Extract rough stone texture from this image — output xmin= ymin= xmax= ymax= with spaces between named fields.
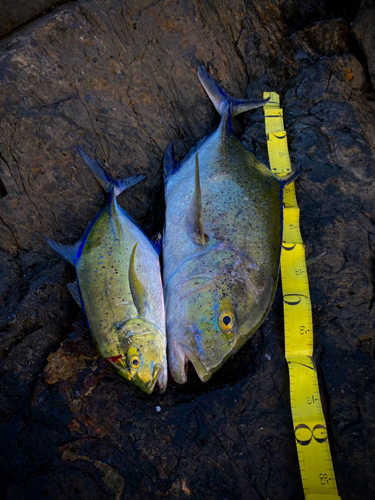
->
xmin=352 ymin=0 xmax=375 ymax=90
xmin=291 ymin=18 xmax=350 ymax=60
xmin=0 ymin=0 xmax=69 ymax=38
xmin=0 ymin=1 xmax=375 ymax=499
xmin=280 ymin=0 xmax=361 ymax=30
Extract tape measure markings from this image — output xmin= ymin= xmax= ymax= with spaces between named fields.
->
xmin=263 ymin=92 xmax=340 ymax=499
xmin=267 ymin=132 xmax=292 ymax=175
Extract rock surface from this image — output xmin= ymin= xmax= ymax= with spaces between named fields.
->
xmin=0 ymin=0 xmax=69 ymax=38
xmin=1 ymin=1 xmax=375 ymax=499
xmin=352 ymin=0 xmax=375 ymax=90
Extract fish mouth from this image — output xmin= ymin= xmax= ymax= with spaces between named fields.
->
xmin=135 ymin=361 xmax=164 ymax=395
xmin=155 ymin=360 xmax=168 ymax=394
xmin=179 ymin=344 xmax=211 ymax=383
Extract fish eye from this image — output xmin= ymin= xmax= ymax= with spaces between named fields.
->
xmin=219 ymin=311 xmax=235 ymax=332
xmin=129 ymin=354 xmax=140 ymax=370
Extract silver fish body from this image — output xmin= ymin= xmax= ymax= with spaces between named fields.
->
xmin=163 ymin=66 xmax=298 ymax=384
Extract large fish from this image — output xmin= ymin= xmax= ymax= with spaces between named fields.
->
xmin=163 ymin=66 xmax=299 ymax=384
xmin=47 ymin=149 xmax=167 ymax=394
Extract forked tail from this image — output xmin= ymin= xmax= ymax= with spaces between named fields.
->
xmin=198 ymin=65 xmax=270 ymax=117
xmin=78 ymin=147 xmax=145 ymax=197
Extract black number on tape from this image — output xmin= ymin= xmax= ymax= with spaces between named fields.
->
xmin=319 ymin=473 xmax=332 ymax=485
xmin=295 ymin=423 xmax=328 ymax=446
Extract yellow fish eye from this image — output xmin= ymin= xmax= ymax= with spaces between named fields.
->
xmin=129 ymin=354 xmax=141 ymax=370
xmin=219 ymin=311 xmax=235 ymax=331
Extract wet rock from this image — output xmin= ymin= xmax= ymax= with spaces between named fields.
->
xmin=0 ymin=1 xmax=375 ymax=499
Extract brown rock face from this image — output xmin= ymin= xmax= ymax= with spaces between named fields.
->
xmin=0 ymin=0 xmax=69 ymax=38
xmin=0 ymin=1 xmax=375 ymax=499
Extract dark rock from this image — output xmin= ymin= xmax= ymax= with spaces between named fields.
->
xmin=0 ymin=1 xmax=375 ymax=499
xmin=280 ymin=0 xmax=361 ymax=30
xmin=291 ymin=18 xmax=350 ymax=60
xmin=352 ymin=0 xmax=375 ymax=90
xmin=0 ymin=0 xmax=69 ymax=38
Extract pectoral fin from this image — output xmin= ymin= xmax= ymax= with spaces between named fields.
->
xmin=129 ymin=242 xmax=148 ymax=316
xmin=187 ymin=154 xmax=208 ymax=246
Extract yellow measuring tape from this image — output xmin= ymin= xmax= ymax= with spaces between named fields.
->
xmin=263 ymin=92 xmax=341 ymax=500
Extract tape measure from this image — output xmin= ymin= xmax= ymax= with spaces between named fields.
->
xmin=263 ymin=92 xmax=341 ymax=500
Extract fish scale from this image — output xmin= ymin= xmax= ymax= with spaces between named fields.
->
xmin=163 ymin=66 xmax=299 ymax=384
xmin=47 ymin=149 xmax=167 ymax=395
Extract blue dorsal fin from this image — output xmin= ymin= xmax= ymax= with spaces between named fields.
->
xmin=45 ymin=237 xmax=81 ymax=266
xmin=163 ymin=141 xmax=178 ymax=181
xmin=198 ymin=64 xmax=269 ymax=117
xmin=78 ymin=147 xmax=145 ymax=197
xmin=151 ymin=233 xmax=162 ymax=255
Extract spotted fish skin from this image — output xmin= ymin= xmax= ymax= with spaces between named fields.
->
xmin=47 ymin=150 xmax=167 ymax=395
xmin=163 ymin=66 xmax=298 ymax=384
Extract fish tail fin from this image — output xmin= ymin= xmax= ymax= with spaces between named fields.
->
xmin=198 ymin=64 xmax=269 ymax=117
xmin=45 ymin=237 xmax=80 ymax=266
xmin=78 ymin=147 xmax=145 ymax=197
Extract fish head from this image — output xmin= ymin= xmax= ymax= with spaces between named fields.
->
xmin=166 ymin=267 xmax=254 ymax=384
xmin=106 ymin=318 xmax=167 ymax=395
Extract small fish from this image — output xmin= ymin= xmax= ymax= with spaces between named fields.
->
xmin=47 ymin=149 xmax=167 ymax=394
xmin=163 ymin=66 xmax=299 ymax=384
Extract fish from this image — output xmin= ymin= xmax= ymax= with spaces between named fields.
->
xmin=47 ymin=148 xmax=167 ymax=394
xmin=162 ymin=65 xmax=299 ymax=384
